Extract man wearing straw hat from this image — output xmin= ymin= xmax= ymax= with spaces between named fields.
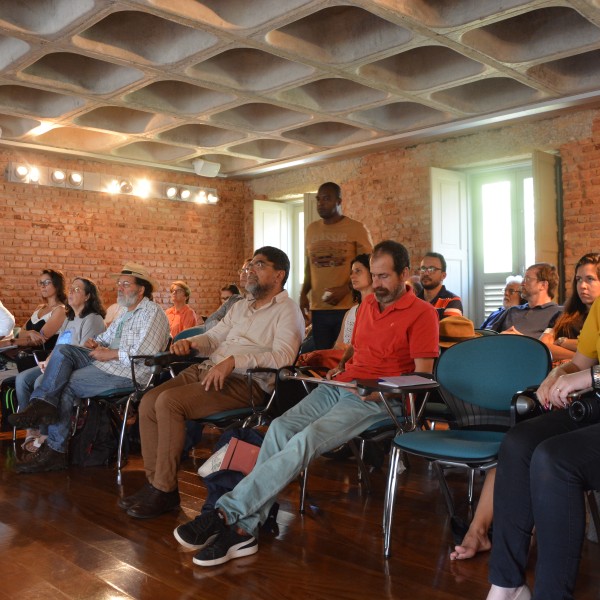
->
xmin=9 ymin=262 xmax=170 ymax=473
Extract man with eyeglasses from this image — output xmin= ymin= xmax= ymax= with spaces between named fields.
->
xmin=417 ymin=251 xmax=463 ymax=320
xmin=490 ymin=263 xmax=563 ymax=337
xmin=480 ymin=276 xmax=525 ymax=329
xmin=120 ymin=246 xmax=304 ymax=520
xmin=300 ymin=182 xmax=373 ymax=350
xmin=9 ymin=263 xmax=170 ymax=473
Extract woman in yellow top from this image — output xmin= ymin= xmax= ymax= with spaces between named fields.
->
xmin=486 ymin=296 xmax=600 ymax=600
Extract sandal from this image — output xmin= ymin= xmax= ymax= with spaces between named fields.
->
xmin=21 ymin=435 xmax=44 ymax=453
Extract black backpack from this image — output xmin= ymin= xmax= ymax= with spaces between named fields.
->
xmin=0 ymin=376 xmax=17 ymax=432
xmin=69 ymin=400 xmax=120 ymax=467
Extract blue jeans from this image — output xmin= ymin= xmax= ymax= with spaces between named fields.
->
xmin=30 ymin=345 xmax=132 ymax=453
xmin=310 ymin=309 xmax=346 ymax=350
xmin=216 ymin=384 xmax=397 ymax=537
xmin=489 ymin=410 xmax=600 ymax=600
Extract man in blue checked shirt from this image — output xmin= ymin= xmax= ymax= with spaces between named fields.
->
xmin=9 ymin=263 xmax=170 ymax=473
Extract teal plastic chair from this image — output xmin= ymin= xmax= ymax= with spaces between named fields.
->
xmin=382 ymin=335 xmax=551 ymax=557
xmin=173 ymin=326 xmax=205 ymax=342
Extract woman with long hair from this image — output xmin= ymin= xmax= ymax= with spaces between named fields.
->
xmin=541 ymin=252 xmax=600 ymax=363
xmin=15 ymin=277 xmax=106 ymax=453
xmin=0 ymin=269 xmax=67 ymax=351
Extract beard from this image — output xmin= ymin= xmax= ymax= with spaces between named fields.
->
xmin=420 ymin=279 xmax=440 ymax=291
xmin=245 ymin=278 xmax=271 ymax=300
xmin=374 ymin=284 xmax=403 ymax=305
xmin=117 ymin=291 xmax=138 ymax=308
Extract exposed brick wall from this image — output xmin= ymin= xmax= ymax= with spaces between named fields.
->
xmin=0 ymin=149 xmax=254 ymax=324
xmin=3 ymin=108 xmax=600 ymax=327
xmin=560 ymin=116 xmax=600 ymax=285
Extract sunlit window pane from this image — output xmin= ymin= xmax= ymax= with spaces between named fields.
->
xmin=482 ymin=181 xmax=512 ymax=273
xmin=298 ymin=211 xmax=304 ymax=285
xmin=523 ymin=177 xmax=535 ymax=268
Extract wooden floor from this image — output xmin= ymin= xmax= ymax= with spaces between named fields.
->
xmin=1 ymin=435 xmax=600 ymax=600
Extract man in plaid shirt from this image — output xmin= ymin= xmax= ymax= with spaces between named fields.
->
xmin=9 ymin=263 xmax=170 ymax=473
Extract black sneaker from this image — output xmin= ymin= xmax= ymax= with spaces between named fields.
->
xmin=8 ymin=400 xmax=58 ymax=428
xmin=15 ymin=443 xmax=67 ymax=473
xmin=173 ymin=510 xmax=226 ymax=550
xmin=192 ymin=527 xmax=258 ymax=567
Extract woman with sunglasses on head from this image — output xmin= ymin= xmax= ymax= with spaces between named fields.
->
xmin=15 ymin=277 xmax=106 ymax=454
xmin=0 ymin=269 xmax=67 ymax=351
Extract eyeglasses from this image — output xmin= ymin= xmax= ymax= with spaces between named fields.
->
xmin=38 ymin=279 xmax=53 ymax=287
xmin=247 ymin=260 xmax=273 ymax=271
xmin=504 ymin=288 xmax=520 ymax=295
xmin=418 ymin=266 xmax=443 ymax=274
xmin=69 ymin=286 xmax=83 ymax=294
xmin=117 ymin=280 xmax=135 ymax=288
xmin=170 ymin=288 xmax=185 ymax=294
xmin=522 ymin=276 xmax=540 ymax=284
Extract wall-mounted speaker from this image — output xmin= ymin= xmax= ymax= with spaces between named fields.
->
xmin=192 ymin=158 xmax=220 ymax=178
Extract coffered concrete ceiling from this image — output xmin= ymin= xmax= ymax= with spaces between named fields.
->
xmin=1 ymin=0 xmax=600 ymax=178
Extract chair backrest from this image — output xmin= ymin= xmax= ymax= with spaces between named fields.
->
xmin=174 ymin=326 xmax=205 ymax=342
xmin=474 ymin=328 xmax=499 ymax=336
xmin=434 ymin=335 xmax=551 ymax=427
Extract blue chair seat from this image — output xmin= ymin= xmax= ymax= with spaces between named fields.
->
xmin=94 ymin=387 xmax=134 ymax=399
xmin=201 ymin=406 xmax=263 ymax=424
xmin=393 ymin=430 xmax=504 ymax=462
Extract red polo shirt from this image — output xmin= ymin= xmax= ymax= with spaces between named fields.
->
xmin=337 ymin=286 xmax=439 ymax=382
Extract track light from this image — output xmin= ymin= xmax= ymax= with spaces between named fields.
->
xmin=68 ymin=172 xmax=83 ymax=187
xmin=179 ymin=188 xmax=191 ymax=201
xmin=29 ymin=168 xmax=40 ymax=183
xmin=51 ymin=169 xmax=66 ymax=184
xmin=119 ymin=180 xmax=133 ymax=194
xmin=165 ymin=185 xmax=177 ymax=199
xmin=15 ymin=165 xmax=29 ymax=181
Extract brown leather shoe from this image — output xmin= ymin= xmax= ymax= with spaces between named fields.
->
xmin=118 ymin=482 xmax=154 ymax=511
xmin=8 ymin=400 xmax=58 ymax=428
xmin=15 ymin=443 xmax=67 ymax=473
xmin=126 ymin=485 xmax=180 ymax=519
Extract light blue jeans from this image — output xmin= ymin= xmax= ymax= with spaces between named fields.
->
xmin=30 ymin=345 xmax=132 ymax=453
xmin=216 ymin=384 xmax=398 ymax=537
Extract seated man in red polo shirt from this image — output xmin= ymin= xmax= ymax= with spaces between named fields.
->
xmin=172 ymin=239 xmax=439 ymax=567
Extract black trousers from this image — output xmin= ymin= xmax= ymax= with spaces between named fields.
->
xmin=489 ymin=409 xmax=600 ymax=599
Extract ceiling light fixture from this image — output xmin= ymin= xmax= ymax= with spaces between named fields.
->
xmin=51 ymin=169 xmax=66 ymax=184
xmin=67 ymin=172 xmax=83 ymax=187
xmin=6 ymin=163 xmax=221 ymax=205
xmin=15 ymin=165 xmax=29 ymax=181
xmin=119 ymin=179 xmax=133 ymax=194
xmin=28 ymin=167 xmax=40 ymax=183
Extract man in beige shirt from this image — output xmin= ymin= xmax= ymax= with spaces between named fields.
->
xmin=121 ymin=246 xmax=305 ymax=520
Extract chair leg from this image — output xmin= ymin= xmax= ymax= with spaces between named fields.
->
xmin=383 ymin=445 xmax=401 ymax=558
xmin=117 ymin=394 xmax=133 ymax=486
xmin=434 ymin=462 xmax=456 ymax=518
xmin=299 ymin=467 xmax=308 ymax=514
xmin=348 ymin=438 xmax=372 ymax=494
xmin=467 ymin=467 xmax=475 ymax=505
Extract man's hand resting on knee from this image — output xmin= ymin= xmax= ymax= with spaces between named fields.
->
xmin=201 ymin=356 xmax=235 ymax=391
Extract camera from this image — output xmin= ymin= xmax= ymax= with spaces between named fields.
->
xmin=568 ymin=390 xmax=600 ymax=423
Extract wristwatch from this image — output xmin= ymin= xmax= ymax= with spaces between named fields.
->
xmin=555 ymin=337 xmax=566 ymax=347
xmin=592 ymin=365 xmax=600 ymax=390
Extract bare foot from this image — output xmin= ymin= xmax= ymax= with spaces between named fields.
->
xmin=450 ymin=527 xmax=492 ymax=560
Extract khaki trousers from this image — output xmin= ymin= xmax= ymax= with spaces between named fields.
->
xmin=139 ymin=364 xmax=265 ymax=492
